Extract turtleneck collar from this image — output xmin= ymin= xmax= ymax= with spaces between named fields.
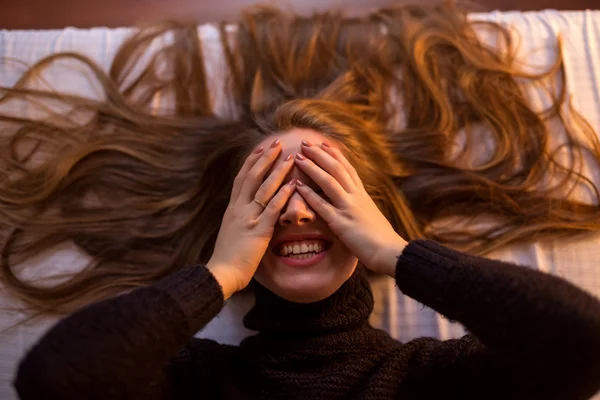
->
xmin=243 ymin=267 xmax=374 ymax=337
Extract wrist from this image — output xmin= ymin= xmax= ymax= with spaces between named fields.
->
xmin=379 ymin=237 xmax=408 ymax=277
xmin=206 ymin=262 xmax=238 ymax=300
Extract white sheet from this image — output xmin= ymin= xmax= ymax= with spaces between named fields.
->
xmin=1 ymin=10 xmax=600 ymax=400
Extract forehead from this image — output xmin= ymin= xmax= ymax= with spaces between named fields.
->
xmin=258 ymin=128 xmax=332 ymax=152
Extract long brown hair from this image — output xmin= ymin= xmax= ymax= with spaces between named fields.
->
xmin=1 ymin=2 xmax=599 ymax=317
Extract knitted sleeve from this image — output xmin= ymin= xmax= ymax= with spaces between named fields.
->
xmin=394 ymin=239 xmax=600 ymax=400
xmin=14 ymin=265 xmax=225 ymax=400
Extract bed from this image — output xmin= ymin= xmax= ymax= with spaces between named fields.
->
xmin=1 ymin=9 xmax=600 ymax=400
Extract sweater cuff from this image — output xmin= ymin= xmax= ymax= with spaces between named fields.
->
xmin=394 ymin=239 xmax=461 ymax=310
xmin=155 ymin=265 xmax=224 ymax=335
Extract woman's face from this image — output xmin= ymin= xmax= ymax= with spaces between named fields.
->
xmin=254 ymin=128 xmax=359 ymax=303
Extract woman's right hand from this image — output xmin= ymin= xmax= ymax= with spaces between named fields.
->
xmin=207 ymin=139 xmax=296 ymax=299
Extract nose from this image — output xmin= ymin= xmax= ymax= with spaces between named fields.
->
xmin=278 ymin=191 xmax=316 ymax=226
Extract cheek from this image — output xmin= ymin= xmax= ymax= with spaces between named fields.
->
xmin=331 ymin=239 xmax=355 ymax=259
xmin=332 ymin=244 xmax=359 ymax=280
xmin=253 ymin=261 xmax=269 ymax=289
xmin=255 ymin=253 xmax=276 ymax=282
xmin=332 ymin=246 xmax=359 ymax=272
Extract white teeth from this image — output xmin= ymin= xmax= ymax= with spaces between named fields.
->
xmin=279 ymin=240 xmax=327 ymax=256
xmin=288 ymin=253 xmax=314 ymax=260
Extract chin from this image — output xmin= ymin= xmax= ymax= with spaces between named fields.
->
xmin=274 ymin=286 xmax=335 ymax=304
xmin=257 ymin=272 xmax=344 ymax=303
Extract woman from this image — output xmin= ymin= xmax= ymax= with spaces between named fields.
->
xmin=13 ymin=130 xmax=600 ymax=399
xmin=2 ymin=3 xmax=600 ymax=399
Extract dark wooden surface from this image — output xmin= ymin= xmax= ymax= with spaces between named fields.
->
xmin=0 ymin=0 xmax=598 ymax=30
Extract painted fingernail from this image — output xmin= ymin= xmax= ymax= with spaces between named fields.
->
xmin=270 ymin=139 xmax=280 ymax=148
xmin=321 ymin=142 xmax=330 ymax=148
xmin=295 ymin=153 xmax=305 ymax=161
xmin=301 ymin=140 xmax=312 ymax=147
xmin=288 ymin=178 xmax=297 ymax=185
xmin=285 ymin=153 xmax=293 ymax=161
xmin=295 ymin=179 xmax=305 ymax=187
xmin=253 ymin=145 xmax=264 ymax=154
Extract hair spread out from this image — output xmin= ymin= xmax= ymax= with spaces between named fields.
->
xmin=1 ymin=2 xmax=599 ymax=319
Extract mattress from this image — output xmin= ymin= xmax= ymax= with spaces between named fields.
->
xmin=1 ymin=9 xmax=600 ymax=400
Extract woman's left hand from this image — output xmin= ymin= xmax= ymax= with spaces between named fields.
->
xmin=294 ymin=140 xmax=408 ymax=277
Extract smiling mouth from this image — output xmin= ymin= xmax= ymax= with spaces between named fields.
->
xmin=272 ymin=242 xmax=333 ymax=267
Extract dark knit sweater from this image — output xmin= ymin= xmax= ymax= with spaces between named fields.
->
xmin=14 ymin=239 xmax=600 ymax=399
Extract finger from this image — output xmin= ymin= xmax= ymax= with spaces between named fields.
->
xmin=239 ymin=139 xmax=282 ymax=203
xmin=254 ymin=153 xmax=295 ymax=207
xmin=300 ymin=141 xmax=355 ymax=192
xmin=294 ymin=181 xmax=337 ymax=224
xmin=230 ymin=145 xmax=264 ymax=202
xmin=319 ymin=142 xmax=364 ymax=189
xmin=294 ymin=153 xmax=346 ymax=206
xmin=259 ymin=179 xmax=298 ymax=225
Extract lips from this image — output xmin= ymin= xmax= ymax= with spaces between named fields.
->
xmin=277 ymin=248 xmax=329 ymax=268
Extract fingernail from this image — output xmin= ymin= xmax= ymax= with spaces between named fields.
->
xmin=295 ymin=179 xmax=305 ymax=187
xmin=285 ymin=153 xmax=293 ymax=161
xmin=301 ymin=140 xmax=312 ymax=147
xmin=288 ymin=178 xmax=297 ymax=185
xmin=270 ymin=139 xmax=280 ymax=148
xmin=295 ymin=153 xmax=305 ymax=161
xmin=321 ymin=142 xmax=330 ymax=148
xmin=253 ymin=145 xmax=264 ymax=154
